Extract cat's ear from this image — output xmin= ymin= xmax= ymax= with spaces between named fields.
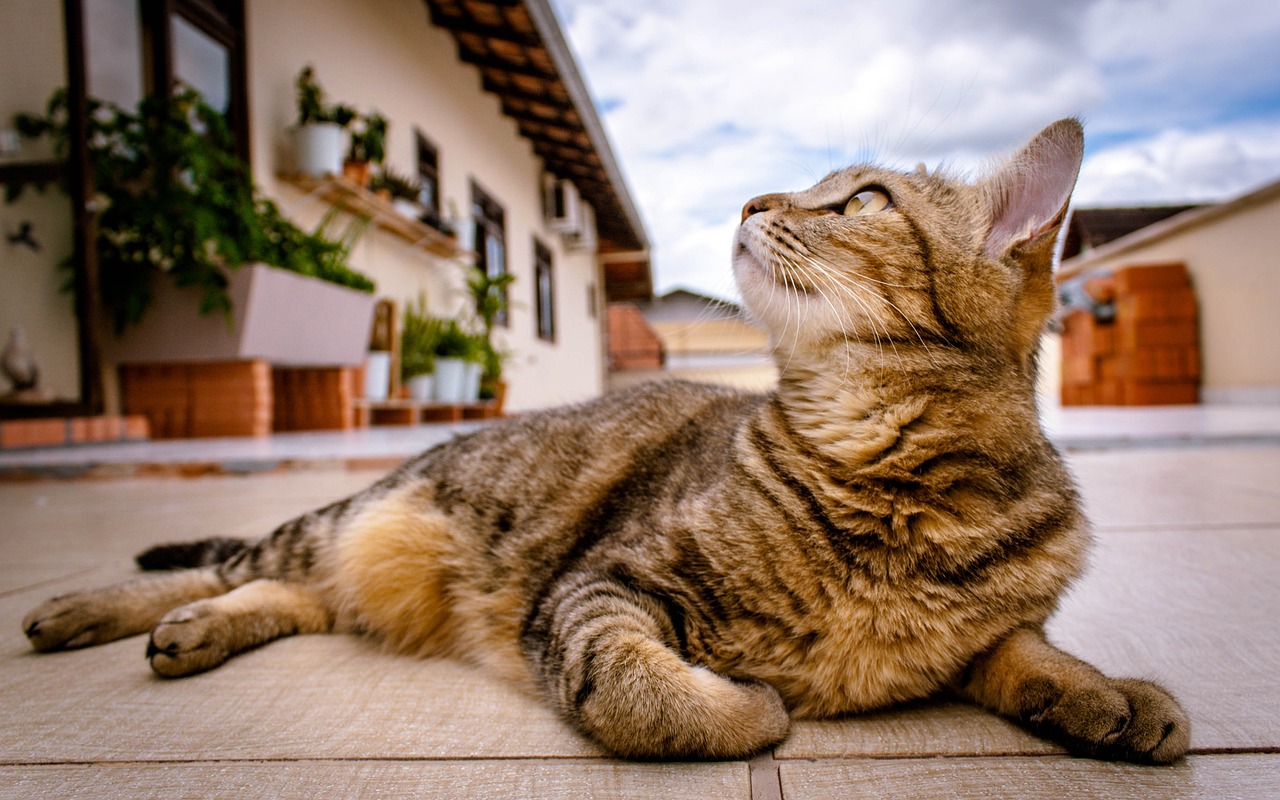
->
xmin=981 ymin=118 xmax=1084 ymax=260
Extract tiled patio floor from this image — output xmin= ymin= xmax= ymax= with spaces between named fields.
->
xmin=2 ymin=407 xmax=1279 ymax=797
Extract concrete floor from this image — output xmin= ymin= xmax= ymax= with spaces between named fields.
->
xmin=2 ymin=431 xmax=1279 ymax=797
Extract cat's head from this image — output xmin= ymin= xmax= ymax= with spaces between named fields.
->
xmin=733 ymin=119 xmax=1084 ymax=369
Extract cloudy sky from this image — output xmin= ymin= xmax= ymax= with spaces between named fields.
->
xmin=548 ymin=0 xmax=1280 ymax=301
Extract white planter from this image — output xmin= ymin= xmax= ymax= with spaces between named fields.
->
xmin=363 ymin=351 xmax=392 ymax=400
xmin=463 ymin=360 xmax=482 ymax=402
xmin=104 ymin=263 xmax=377 ymax=367
xmin=433 ymin=358 xmax=468 ymax=403
xmin=294 ymin=123 xmax=344 ymax=177
xmin=406 ymin=373 xmax=434 ymax=401
xmin=392 ymin=198 xmax=422 ymax=218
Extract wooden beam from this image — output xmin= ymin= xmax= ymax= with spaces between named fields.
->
xmin=63 ymin=0 xmax=105 ymax=414
xmin=433 ymin=16 xmax=540 ymax=47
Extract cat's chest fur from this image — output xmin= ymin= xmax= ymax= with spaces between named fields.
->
xmin=660 ymin=391 xmax=1088 ymax=718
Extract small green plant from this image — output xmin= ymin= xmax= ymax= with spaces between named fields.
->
xmin=294 ymin=65 xmax=356 ymax=127
xmin=400 ymin=293 xmax=441 ymax=381
xmin=370 ymin=167 xmax=422 ymax=202
xmin=11 ymin=85 xmax=374 ymax=332
xmin=465 ymin=266 xmax=515 ymax=382
xmin=433 ymin=317 xmax=483 ymax=363
xmin=348 ymin=112 xmax=388 ymax=166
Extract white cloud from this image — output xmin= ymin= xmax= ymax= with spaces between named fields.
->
xmin=1076 ymin=121 xmax=1280 ymax=206
xmin=550 ymin=0 xmax=1280 ymax=299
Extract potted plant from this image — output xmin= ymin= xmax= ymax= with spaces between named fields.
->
xmin=465 ymin=266 xmax=515 ymax=400
xmin=431 ymin=317 xmax=483 ymax=403
xmin=370 ymin=167 xmax=423 ymax=217
xmin=344 ymin=111 xmax=387 ymax=188
xmin=11 ymin=85 xmax=377 ymax=363
xmin=400 ymin=293 xmax=440 ymax=401
xmin=293 ymin=66 xmax=356 ymax=177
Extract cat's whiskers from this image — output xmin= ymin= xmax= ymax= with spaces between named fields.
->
xmin=766 ymin=249 xmax=807 ymax=376
xmin=846 ymin=252 xmax=947 ymax=369
xmin=787 ymin=249 xmax=906 ymax=375
xmin=782 ymin=250 xmax=878 ymax=383
xmin=800 ymin=247 xmax=943 ymax=371
xmin=774 ymin=248 xmax=863 ymax=385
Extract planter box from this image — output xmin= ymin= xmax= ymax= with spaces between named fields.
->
xmin=105 ymin=263 xmax=376 ymax=367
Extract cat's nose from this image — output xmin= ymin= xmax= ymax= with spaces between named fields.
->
xmin=741 ymin=197 xmax=770 ymax=222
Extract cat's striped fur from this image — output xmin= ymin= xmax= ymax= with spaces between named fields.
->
xmin=23 ymin=119 xmax=1188 ymax=762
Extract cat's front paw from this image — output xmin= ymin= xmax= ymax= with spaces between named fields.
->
xmin=147 ymin=603 xmax=232 ymax=678
xmin=1032 ymin=677 xmax=1189 ymax=764
xmin=23 ymin=593 xmax=128 ymax=651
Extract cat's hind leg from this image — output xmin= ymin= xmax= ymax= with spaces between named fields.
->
xmin=147 ymin=578 xmax=333 ymax=677
xmin=23 ymin=568 xmax=228 ymax=652
xmin=957 ymin=625 xmax=1190 ymax=764
xmin=527 ymin=577 xmax=790 ymax=759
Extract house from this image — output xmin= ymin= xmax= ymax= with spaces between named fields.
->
xmin=0 ymin=0 xmax=651 ymax=433
xmin=1061 ymin=205 xmax=1203 ymax=260
xmin=607 ymin=289 xmax=775 ymax=392
xmin=1054 ymin=178 xmax=1280 ymax=405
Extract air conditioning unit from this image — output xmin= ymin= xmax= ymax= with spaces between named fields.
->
xmin=564 ymin=200 xmax=597 ymax=252
xmin=543 ymin=175 xmax=581 ymax=234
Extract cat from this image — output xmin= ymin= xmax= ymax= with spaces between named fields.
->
xmin=22 ymin=118 xmax=1189 ymax=763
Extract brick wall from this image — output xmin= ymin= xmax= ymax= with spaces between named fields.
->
xmin=1061 ymin=263 xmax=1201 ymax=405
xmin=607 ymin=303 xmax=664 ymax=370
xmin=121 ymin=361 xmax=273 ymax=438
xmin=273 ymin=367 xmax=359 ymax=431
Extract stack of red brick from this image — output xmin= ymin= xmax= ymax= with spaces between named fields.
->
xmin=607 ymin=303 xmax=664 ymax=370
xmin=121 ymin=361 xmax=360 ymax=439
xmin=1060 ymin=262 xmax=1200 ymax=406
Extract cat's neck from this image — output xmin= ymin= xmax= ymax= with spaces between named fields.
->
xmin=767 ymin=341 xmax=1045 ymax=470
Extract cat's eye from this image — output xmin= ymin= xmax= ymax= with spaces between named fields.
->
xmin=843 ymin=188 xmax=892 ymax=216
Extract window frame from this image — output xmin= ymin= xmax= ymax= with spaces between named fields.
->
xmin=141 ymin=0 xmax=250 ymax=160
xmin=534 ymin=238 xmax=555 ymax=343
xmin=471 ymin=181 xmax=509 ymax=328
xmin=414 ymin=128 xmax=442 ymax=228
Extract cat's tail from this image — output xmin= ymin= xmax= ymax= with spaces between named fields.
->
xmin=135 ymin=537 xmax=250 ymax=571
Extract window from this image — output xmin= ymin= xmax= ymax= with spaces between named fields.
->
xmin=415 ymin=129 xmax=441 ymax=227
xmin=472 ymin=182 xmax=508 ymax=327
xmin=85 ymin=0 xmax=146 ymax=108
xmin=140 ymin=0 xmax=249 ymax=157
xmin=534 ymin=239 xmax=555 ymax=342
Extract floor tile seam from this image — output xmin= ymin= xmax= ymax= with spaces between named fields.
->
xmin=748 ymin=751 xmax=782 ymax=800
xmin=770 ymin=746 xmax=1280 ymax=763
xmin=0 ymin=566 xmax=108 ymax=599
xmin=0 ymin=756 xmax=725 ymax=767
xmin=1062 ymin=435 xmax=1280 ymax=452
xmin=1092 ymin=521 xmax=1280 ymax=533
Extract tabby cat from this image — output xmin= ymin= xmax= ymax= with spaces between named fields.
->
xmin=23 ymin=119 xmax=1189 ymax=763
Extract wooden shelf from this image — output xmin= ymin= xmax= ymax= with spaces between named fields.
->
xmin=355 ymin=398 xmax=501 ymax=426
xmin=281 ymin=173 xmax=471 ymax=260
xmin=0 ymin=160 xmax=65 ymax=189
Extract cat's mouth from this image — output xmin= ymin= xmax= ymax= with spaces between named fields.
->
xmin=734 ymin=225 xmax=820 ymax=296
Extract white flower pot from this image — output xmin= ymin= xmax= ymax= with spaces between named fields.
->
xmin=392 ymin=198 xmax=422 ymax=218
xmin=406 ymin=374 xmax=434 ymax=401
xmin=294 ymin=123 xmax=344 ymax=177
xmin=363 ymin=351 xmax=392 ymax=399
xmin=463 ymin=360 xmax=482 ymax=402
xmin=433 ymin=358 xmax=468 ymax=403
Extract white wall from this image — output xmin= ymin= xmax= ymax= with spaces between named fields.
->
xmin=1 ymin=0 xmax=608 ymax=413
xmin=247 ymin=0 xmax=606 ymax=410
xmin=0 ymin=0 xmax=79 ymax=401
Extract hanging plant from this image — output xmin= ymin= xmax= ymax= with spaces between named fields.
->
xmin=11 ymin=85 xmax=374 ymax=333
